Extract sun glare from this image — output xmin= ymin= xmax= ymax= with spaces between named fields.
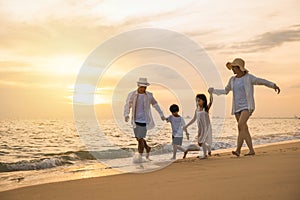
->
xmin=45 ymin=55 xmax=83 ymax=75
xmin=67 ymin=84 xmax=112 ymax=105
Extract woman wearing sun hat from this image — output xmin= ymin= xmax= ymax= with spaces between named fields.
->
xmin=209 ymin=58 xmax=280 ymax=156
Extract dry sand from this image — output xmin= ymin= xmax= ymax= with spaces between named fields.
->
xmin=1 ymin=141 xmax=300 ymax=200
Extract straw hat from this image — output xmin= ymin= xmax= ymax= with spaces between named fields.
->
xmin=137 ymin=77 xmax=150 ymax=87
xmin=226 ymin=58 xmax=248 ymax=72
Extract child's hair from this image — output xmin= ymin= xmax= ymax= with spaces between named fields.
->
xmin=196 ymin=94 xmax=209 ymax=112
xmin=169 ymin=104 xmax=179 ymax=113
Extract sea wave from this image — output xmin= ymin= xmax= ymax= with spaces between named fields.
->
xmin=0 ymin=157 xmax=73 ymax=172
xmin=1 ymin=133 xmax=299 ymax=173
xmin=0 ymin=149 xmax=133 ymax=172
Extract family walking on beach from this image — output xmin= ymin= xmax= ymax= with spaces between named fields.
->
xmin=124 ymin=58 xmax=280 ymax=160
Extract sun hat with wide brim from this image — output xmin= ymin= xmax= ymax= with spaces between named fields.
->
xmin=226 ymin=58 xmax=248 ymax=72
xmin=137 ymin=77 xmax=150 ymax=87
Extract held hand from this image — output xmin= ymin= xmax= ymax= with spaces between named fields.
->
xmin=186 ymin=132 xmax=190 ymax=140
xmin=274 ymin=84 xmax=280 ymax=94
xmin=161 ymin=116 xmax=166 ymax=121
xmin=183 ymin=126 xmax=187 ymax=132
xmin=208 ymin=87 xmax=214 ymax=94
xmin=125 ymin=116 xmax=130 ymax=122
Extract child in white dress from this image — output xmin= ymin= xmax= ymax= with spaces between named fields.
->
xmin=183 ymin=91 xmax=213 ymax=159
xmin=166 ymin=104 xmax=189 ymax=159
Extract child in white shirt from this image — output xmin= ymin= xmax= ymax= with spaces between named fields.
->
xmin=166 ymin=104 xmax=189 ymax=159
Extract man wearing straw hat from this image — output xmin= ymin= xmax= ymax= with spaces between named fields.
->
xmin=209 ymin=58 xmax=280 ymax=157
xmin=124 ymin=77 xmax=165 ymax=160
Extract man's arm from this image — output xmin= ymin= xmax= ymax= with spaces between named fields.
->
xmin=124 ymin=92 xmax=133 ymax=122
xmin=150 ymin=94 xmax=165 ymax=120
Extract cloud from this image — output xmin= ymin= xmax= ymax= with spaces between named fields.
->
xmin=0 ymin=61 xmax=33 ymax=71
xmin=0 ymin=69 xmax=74 ymax=89
xmin=0 ymin=1 xmax=200 ymax=58
xmin=227 ymin=25 xmax=300 ymax=52
xmin=0 ymin=4 xmax=206 ymax=90
xmin=0 ymin=17 xmax=118 ymax=56
xmin=184 ymin=29 xmax=218 ymax=38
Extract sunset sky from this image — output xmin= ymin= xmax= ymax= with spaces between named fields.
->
xmin=1 ymin=0 xmax=300 ymax=119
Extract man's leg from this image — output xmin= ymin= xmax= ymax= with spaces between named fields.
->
xmin=142 ymin=139 xmax=152 ymax=159
xmin=137 ymin=138 xmax=144 ymax=154
xmin=177 ymin=145 xmax=186 ymax=152
xmin=134 ymin=124 xmax=147 ymax=155
xmin=143 ymin=139 xmax=151 ymax=153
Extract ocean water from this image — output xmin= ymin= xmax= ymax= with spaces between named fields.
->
xmin=0 ymin=117 xmax=299 ymax=191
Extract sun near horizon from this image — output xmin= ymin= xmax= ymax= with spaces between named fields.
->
xmin=1 ymin=0 xmax=300 ymax=119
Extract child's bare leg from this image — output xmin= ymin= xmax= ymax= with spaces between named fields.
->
xmin=207 ymin=144 xmax=212 ymax=156
xmin=183 ymin=150 xmax=188 ymax=159
xmin=175 ymin=145 xmax=186 ymax=159
xmin=172 ymin=144 xmax=177 ymax=159
xmin=201 ymin=143 xmax=208 ymax=159
xmin=177 ymin=145 xmax=186 ymax=152
xmin=183 ymin=145 xmax=200 ymax=159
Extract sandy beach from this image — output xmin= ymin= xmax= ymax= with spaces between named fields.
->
xmin=1 ymin=141 xmax=299 ymax=200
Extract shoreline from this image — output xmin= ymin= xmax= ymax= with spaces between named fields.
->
xmin=0 ymin=139 xmax=299 ymax=192
xmin=212 ymin=138 xmax=300 ymax=154
xmin=1 ymin=139 xmax=300 ymax=199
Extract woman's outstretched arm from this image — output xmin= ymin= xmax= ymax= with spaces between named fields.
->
xmin=210 ymin=77 xmax=233 ymax=96
xmin=250 ymin=74 xmax=280 ymax=94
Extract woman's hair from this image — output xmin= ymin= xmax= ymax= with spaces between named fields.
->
xmin=196 ymin=94 xmax=209 ymax=112
xmin=169 ymin=104 xmax=179 ymax=113
xmin=236 ymin=66 xmax=248 ymax=74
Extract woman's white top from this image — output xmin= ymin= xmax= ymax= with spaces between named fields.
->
xmin=233 ymin=76 xmax=248 ymax=113
xmin=212 ymin=73 xmax=276 ymax=115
